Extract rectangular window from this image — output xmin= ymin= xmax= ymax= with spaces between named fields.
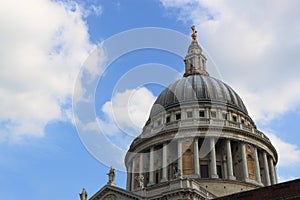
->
xmin=199 ymin=111 xmax=205 ymax=118
xmin=200 ymin=165 xmax=209 ymax=178
xmin=187 ymin=111 xmax=193 ymax=118
xmin=211 ymin=111 xmax=217 ymax=118
xmin=166 ymin=116 xmax=171 ymax=123
xmin=222 ymin=113 xmax=227 ymax=120
xmin=217 ymin=165 xmax=222 ymax=178
xmin=155 ymin=171 xmax=159 ymax=184
xmin=232 ymin=115 xmax=237 ymax=122
xmin=176 ymin=113 xmax=181 ymax=120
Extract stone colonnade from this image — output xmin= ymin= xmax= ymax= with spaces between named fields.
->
xmin=130 ymin=138 xmax=277 ymax=190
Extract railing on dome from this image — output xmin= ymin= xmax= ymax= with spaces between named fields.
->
xmin=141 ymin=117 xmax=271 ymax=144
xmin=228 ymin=121 xmax=239 ymax=128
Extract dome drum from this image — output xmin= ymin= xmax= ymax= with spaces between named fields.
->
xmin=125 ymin=136 xmax=277 ymax=195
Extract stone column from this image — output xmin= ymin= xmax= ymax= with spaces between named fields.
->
xmin=205 ymin=108 xmax=209 ymax=119
xmin=217 ymin=109 xmax=222 ymax=120
xmin=161 ymin=143 xmax=168 ymax=182
xmin=138 ymin=154 xmax=144 ymax=189
xmin=139 ymin=153 xmax=143 ymax=175
xmin=223 ymin=158 xmax=228 ymax=179
xmin=269 ymin=157 xmax=276 ymax=185
xmin=148 ymin=147 xmax=154 ymax=186
xmin=254 ymin=147 xmax=262 ymax=184
xmin=194 ymin=138 xmax=200 ymax=176
xmin=131 ymin=159 xmax=136 ymax=190
xmin=241 ymin=143 xmax=249 ymax=181
xmin=126 ymin=165 xmax=131 ymax=190
xmin=177 ymin=140 xmax=183 ymax=178
xmin=210 ymin=137 xmax=218 ymax=178
xmin=263 ymin=151 xmax=271 ymax=186
xmin=226 ymin=140 xmax=235 ymax=180
xmin=274 ymin=166 xmax=278 ymax=184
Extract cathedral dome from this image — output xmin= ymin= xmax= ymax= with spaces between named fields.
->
xmin=150 ymin=75 xmax=248 ymax=119
xmin=125 ymin=26 xmax=278 ymax=197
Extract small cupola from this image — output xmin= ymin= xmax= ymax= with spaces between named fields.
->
xmin=183 ymin=25 xmax=209 ymax=77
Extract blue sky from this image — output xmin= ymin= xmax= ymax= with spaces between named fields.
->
xmin=1 ymin=0 xmax=300 ymax=199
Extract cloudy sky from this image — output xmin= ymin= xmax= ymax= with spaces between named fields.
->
xmin=1 ymin=0 xmax=300 ymax=199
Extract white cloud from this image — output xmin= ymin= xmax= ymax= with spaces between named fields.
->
xmin=0 ymin=0 xmax=95 ymax=142
xmin=160 ymin=0 xmax=300 ymax=122
xmin=266 ymin=131 xmax=300 ymax=182
xmin=88 ymin=4 xmax=103 ymax=16
xmin=99 ymin=87 xmax=156 ymax=137
xmin=236 ymin=80 xmax=300 ymax=123
xmin=161 ymin=0 xmax=300 ymax=180
xmin=267 ymin=132 xmax=300 ymax=167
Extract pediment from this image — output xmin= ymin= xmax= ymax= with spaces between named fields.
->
xmin=90 ymin=185 xmax=139 ymax=200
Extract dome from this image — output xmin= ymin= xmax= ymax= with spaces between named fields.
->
xmin=125 ymin=27 xmax=278 ymax=197
xmin=150 ymin=75 xmax=248 ymax=119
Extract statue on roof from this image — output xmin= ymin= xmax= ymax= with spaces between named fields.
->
xmin=107 ymin=167 xmax=116 ymax=186
xmin=173 ymin=165 xmax=182 ymax=179
xmin=79 ymin=188 xmax=88 ymax=200
xmin=135 ymin=175 xmax=144 ymax=189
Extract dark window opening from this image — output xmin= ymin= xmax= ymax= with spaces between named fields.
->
xmin=166 ymin=116 xmax=170 ymax=123
xmin=222 ymin=113 xmax=227 ymax=120
xmin=217 ymin=165 xmax=222 ymax=178
xmin=199 ymin=111 xmax=205 ymax=118
xmin=200 ymin=165 xmax=209 ymax=178
xmin=187 ymin=111 xmax=193 ymax=118
xmin=176 ymin=113 xmax=181 ymax=120
xmin=186 ymin=148 xmax=192 ymax=153
xmin=155 ymin=172 xmax=159 ymax=184
xmin=232 ymin=115 xmax=237 ymax=122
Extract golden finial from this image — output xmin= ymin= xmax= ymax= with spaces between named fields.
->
xmin=191 ymin=25 xmax=197 ymax=41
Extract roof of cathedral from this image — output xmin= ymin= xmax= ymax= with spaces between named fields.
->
xmin=149 ymin=74 xmax=248 ymax=118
